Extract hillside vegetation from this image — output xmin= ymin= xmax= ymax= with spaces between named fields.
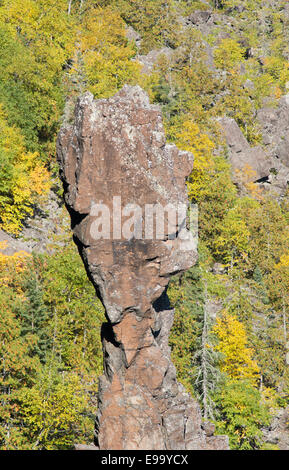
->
xmin=1 ymin=0 xmax=289 ymax=449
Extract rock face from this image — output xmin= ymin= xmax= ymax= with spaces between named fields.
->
xmin=57 ymin=85 xmax=229 ymax=450
xmin=219 ymin=114 xmax=289 ymax=195
xmin=219 ymin=117 xmax=272 ymax=183
xmin=262 ymin=407 xmax=289 ymax=450
xmin=257 ymin=95 xmax=289 ymax=161
xmin=0 ymin=190 xmax=66 ymax=256
xmin=136 ymin=47 xmax=175 ymax=75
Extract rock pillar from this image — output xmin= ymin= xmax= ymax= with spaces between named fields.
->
xmin=57 ymin=86 xmax=228 ymax=450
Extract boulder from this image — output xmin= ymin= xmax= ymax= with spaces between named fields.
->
xmin=185 ymin=10 xmax=212 ymax=26
xmin=136 ymin=47 xmax=175 ymax=74
xmin=219 ymin=117 xmax=272 ymax=182
xmin=126 ymin=25 xmax=142 ymax=49
xmin=262 ymin=407 xmax=289 ymax=450
xmin=257 ymin=96 xmax=289 ymax=167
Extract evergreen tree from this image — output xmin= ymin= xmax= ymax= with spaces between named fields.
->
xmin=193 ymin=276 xmax=223 ymax=420
xmin=169 ymin=261 xmax=222 ymax=418
xmin=18 ymin=263 xmax=51 ymax=363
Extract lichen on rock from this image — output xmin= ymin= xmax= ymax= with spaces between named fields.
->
xmin=57 ymin=85 xmax=229 ymax=450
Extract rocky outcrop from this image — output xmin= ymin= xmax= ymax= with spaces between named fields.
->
xmin=57 ymin=85 xmax=229 ymax=450
xmin=0 ymin=190 xmax=66 ymax=256
xmin=219 ymin=117 xmax=272 ymax=182
xmin=262 ymin=407 xmax=289 ymax=450
xmin=136 ymin=47 xmax=175 ymax=74
xmin=0 ymin=229 xmax=30 ymax=256
xmin=256 ymin=98 xmax=289 ymax=195
xmin=219 ymin=114 xmax=289 ymax=195
xmin=126 ymin=25 xmax=142 ymax=50
xmin=257 ymin=95 xmax=289 ymax=167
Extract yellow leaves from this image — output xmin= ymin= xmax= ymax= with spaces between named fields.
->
xmin=214 ymin=38 xmax=245 ymax=71
xmin=260 ymin=386 xmax=279 ymax=411
xmin=118 ymin=0 xmax=180 ymax=54
xmin=18 ymin=372 xmax=90 ymax=449
xmin=274 ymin=86 xmax=282 ymax=100
xmin=251 ymin=72 xmax=275 ymax=107
xmin=264 ymin=56 xmax=287 ymax=81
xmin=259 ymin=55 xmax=289 ymax=92
xmin=0 ymin=241 xmax=7 ymax=251
xmin=173 ymin=120 xmax=215 ymax=160
xmin=270 ymin=252 xmax=289 ymax=301
xmin=0 ymin=106 xmax=50 ymax=234
xmin=0 ymin=0 xmax=75 ymax=75
xmin=234 ymin=164 xmax=264 ymax=201
xmin=80 ymin=8 xmax=125 ymax=51
xmin=270 ymin=252 xmax=289 ymax=293
xmin=214 ymin=206 xmax=250 ymax=266
xmin=22 ymin=152 xmax=51 ymax=200
xmin=275 ymin=253 xmax=289 ymax=269
xmin=214 ymin=311 xmax=260 ymax=384
xmin=29 ymin=164 xmax=51 ymax=197
xmin=0 ymin=242 xmax=30 ymax=290
xmin=77 ymin=7 xmax=140 ymax=98
xmin=0 ymin=0 xmax=39 ymax=38
xmin=170 ymin=119 xmax=215 ymax=203
xmin=0 ymin=105 xmax=24 ymax=156
xmin=0 ymin=154 xmax=51 ymax=235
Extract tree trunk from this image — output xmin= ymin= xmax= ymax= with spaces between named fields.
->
xmin=202 ymin=280 xmax=209 ymax=421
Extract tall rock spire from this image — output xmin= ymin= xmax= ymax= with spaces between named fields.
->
xmin=57 ymin=85 xmax=228 ymax=450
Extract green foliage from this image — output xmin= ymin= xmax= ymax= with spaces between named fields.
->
xmin=215 ymin=379 xmax=270 ymax=450
xmin=2 ymin=0 xmax=289 ymax=451
xmin=0 ymin=106 xmax=50 ymax=234
xmin=214 ymin=207 xmax=250 ymax=267
xmin=75 ymin=6 xmax=140 ymax=99
xmin=0 ymin=287 xmax=40 ymax=449
xmin=16 ymin=364 xmax=93 ymax=450
xmin=233 ymin=196 xmax=288 ymax=274
xmin=17 ymin=260 xmax=51 ymax=363
xmin=117 ymin=0 xmax=180 ymax=53
xmin=193 ymin=156 xmax=238 ymax=252
xmin=169 ymin=259 xmax=223 ymax=418
xmin=43 ymin=244 xmax=104 ymax=373
xmin=214 ymin=38 xmax=245 ymax=71
xmin=0 ymin=1 xmax=75 ymax=155
xmin=0 ymin=241 xmax=105 ymax=449
xmin=214 ymin=311 xmax=260 ymax=383
xmin=168 ymin=267 xmax=201 ymax=395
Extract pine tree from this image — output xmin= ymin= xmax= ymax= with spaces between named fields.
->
xmin=19 ymin=266 xmax=51 ymax=363
xmin=169 ymin=261 xmax=222 ymax=418
xmin=193 ymin=276 xmax=222 ymax=420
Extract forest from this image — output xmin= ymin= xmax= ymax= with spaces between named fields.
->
xmin=1 ymin=0 xmax=289 ymax=450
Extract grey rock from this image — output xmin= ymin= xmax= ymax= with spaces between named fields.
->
xmin=243 ymin=79 xmax=254 ymax=90
xmin=136 ymin=47 xmax=175 ymax=74
xmin=219 ymin=116 xmax=250 ymax=154
xmin=262 ymin=407 xmax=289 ymax=450
xmin=185 ymin=10 xmax=212 ymax=26
xmin=257 ymin=96 xmax=289 ymax=167
xmin=0 ymin=190 xmax=67 ymax=256
xmin=75 ymin=443 xmax=98 ymax=451
xmin=126 ymin=25 xmax=141 ymax=49
xmin=219 ymin=117 xmax=274 ymax=185
xmin=0 ymin=229 xmax=31 ymax=256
